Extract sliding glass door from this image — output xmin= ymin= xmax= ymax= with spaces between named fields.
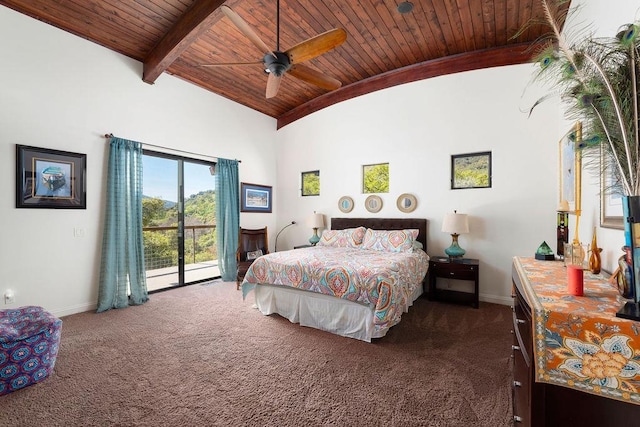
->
xmin=142 ymin=151 xmax=219 ymax=291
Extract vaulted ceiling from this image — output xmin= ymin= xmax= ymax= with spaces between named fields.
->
xmin=0 ymin=0 xmax=570 ymax=128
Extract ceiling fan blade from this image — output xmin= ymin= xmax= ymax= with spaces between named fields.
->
xmin=199 ymin=61 xmax=262 ymax=67
xmin=288 ymin=64 xmax=342 ymax=91
xmin=286 ymin=28 xmax=347 ymax=64
xmin=266 ymin=73 xmax=282 ymax=99
xmin=220 ymin=5 xmax=272 ymax=56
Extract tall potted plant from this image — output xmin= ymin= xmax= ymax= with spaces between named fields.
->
xmin=527 ymin=0 xmax=640 ymax=318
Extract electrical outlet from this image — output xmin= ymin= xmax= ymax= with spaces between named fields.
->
xmin=4 ymin=290 xmax=15 ymax=304
xmin=74 ymin=227 xmax=85 ymax=238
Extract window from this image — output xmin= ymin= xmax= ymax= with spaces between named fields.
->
xmin=363 ymin=163 xmax=389 ymax=193
xmin=301 ymin=170 xmax=320 ymax=196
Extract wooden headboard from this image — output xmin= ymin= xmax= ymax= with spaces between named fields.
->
xmin=330 ymin=218 xmax=427 ymax=252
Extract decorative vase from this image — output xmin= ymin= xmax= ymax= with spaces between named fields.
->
xmin=617 ymin=246 xmax=635 ymax=300
xmin=616 ymin=196 xmax=640 ymax=320
xmin=588 ymin=228 xmax=602 ymax=274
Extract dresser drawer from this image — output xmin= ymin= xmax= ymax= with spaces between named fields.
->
xmin=513 ymin=285 xmax=533 ymax=362
xmin=513 ymin=334 xmax=531 ymax=426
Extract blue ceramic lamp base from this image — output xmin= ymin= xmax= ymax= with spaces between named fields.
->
xmin=309 ymin=228 xmax=320 ymax=246
xmin=445 ymin=233 xmax=465 ymax=259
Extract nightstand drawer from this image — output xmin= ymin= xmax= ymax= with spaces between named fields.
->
xmin=430 ymin=262 xmax=477 ymax=280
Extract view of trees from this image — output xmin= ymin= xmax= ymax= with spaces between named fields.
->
xmin=142 ymin=190 xmax=217 ymax=270
xmin=363 ymin=163 xmax=389 ymax=193
xmin=302 ymin=171 xmax=320 ymax=196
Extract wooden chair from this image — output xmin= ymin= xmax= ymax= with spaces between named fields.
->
xmin=236 ymin=227 xmax=268 ymax=290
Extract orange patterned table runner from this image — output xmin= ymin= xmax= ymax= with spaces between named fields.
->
xmin=514 ymin=256 xmax=640 ymax=405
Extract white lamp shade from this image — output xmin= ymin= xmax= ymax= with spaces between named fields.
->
xmin=442 ymin=212 xmax=469 ymax=234
xmin=308 ymin=213 xmax=325 ymax=228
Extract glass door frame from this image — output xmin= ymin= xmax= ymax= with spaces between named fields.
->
xmin=143 ymin=149 xmax=218 ymax=292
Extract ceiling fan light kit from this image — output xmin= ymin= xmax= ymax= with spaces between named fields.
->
xmin=208 ymin=2 xmax=347 ymax=99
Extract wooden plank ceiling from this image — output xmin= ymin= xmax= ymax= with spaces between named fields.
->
xmin=0 ymin=0 xmax=570 ymax=128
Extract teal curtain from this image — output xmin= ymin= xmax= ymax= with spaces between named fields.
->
xmin=215 ymin=158 xmax=239 ymax=281
xmin=97 ymin=137 xmax=149 ymax=312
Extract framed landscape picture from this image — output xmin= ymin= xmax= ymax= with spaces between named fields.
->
xmin=240 ymin=182 xmax=272 ymax=213
xmin=451 ymin=151 xmax=492 ymax=190
xmin=16 ymin=145 xmax=86 ymax=209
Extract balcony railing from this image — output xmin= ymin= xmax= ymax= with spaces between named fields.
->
xmin=143 ymin=224 xmax=217 ymax=273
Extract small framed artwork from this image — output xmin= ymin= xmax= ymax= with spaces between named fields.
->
xmin=600 ymin=145 xmax=623 ymax=229
xmin=363 ymin=163 xmax=389 ymax=193
xmin=16 ymin=144 xmax=86 ymax=209
xmin=559 ymin=122 xmax=582 ymax=213
xmin=451 ymin=151 xmax=492 ymax=190
xmin=301 ymin=170 xmax=320 ymax=196
xmin=338 ymin=196 xmax=354 ymax=213
xmin=240 ymin=182 xmax=272 ymax=213
xmin=365 ymin=195 xmax=383 ymax=213
xmin=396 ymin=193 xmax=417 ymax=213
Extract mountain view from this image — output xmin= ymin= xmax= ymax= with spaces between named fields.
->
xmin=142 ymin=190 xmax=217 ymax=271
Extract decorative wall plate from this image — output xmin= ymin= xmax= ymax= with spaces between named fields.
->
xmin=365 ymin=195 xmax=383 ymax=213
xmin=338 ymin=196 xmax=354 ymax=213
xmin=396 ymin=193 xmax=417 ymax=213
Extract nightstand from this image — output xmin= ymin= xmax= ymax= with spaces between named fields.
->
xmin=428 ymin=257 xmax=479 ymax=308
xmin=293 ymin=244 xmax=312 ymax=249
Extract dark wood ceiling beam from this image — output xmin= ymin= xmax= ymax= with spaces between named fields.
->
xmin=277 ymin=41 xmax=541 ymax=129
xmin=142 ymin=0 xmax=226 ymax=84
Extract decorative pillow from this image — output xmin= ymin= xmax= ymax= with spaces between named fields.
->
xmin=318 ymin=227 xmax=366 ymax=248
xmin=361 ymin=229 xmax=419 ymax=253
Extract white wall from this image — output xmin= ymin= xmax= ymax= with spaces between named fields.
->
xmin=273 ymin=0 xmax=640 ymax=304
xmin=275 ymin=65 xmax=562 ymax=305
xmin=0 ymin=7 xmax=277 ymax=316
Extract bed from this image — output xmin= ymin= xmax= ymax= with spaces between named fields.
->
xmin=241 ymin=218 xmax=429 ymax=342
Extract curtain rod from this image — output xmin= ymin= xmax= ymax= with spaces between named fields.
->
xmin=103 ymin=133 xmax=241 ymax=163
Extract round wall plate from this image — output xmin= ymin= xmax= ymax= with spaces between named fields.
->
xmin=338 ymin=196 xmax=354 ymax=213
xmin=396 ymin=193 xmax=417 ymax=213
xmin=365 ymin=195 xmax=383 ymax=213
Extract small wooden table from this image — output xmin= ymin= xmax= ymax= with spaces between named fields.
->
xmin=428 ymin=256 xmax=479 ymax=308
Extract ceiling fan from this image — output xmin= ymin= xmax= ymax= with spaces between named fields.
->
xmin=202 ymin=1 xmax=347 ymax=99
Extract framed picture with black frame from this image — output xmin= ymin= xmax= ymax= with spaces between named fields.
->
xmin=301 ymin=170 xmax=320 ymax=196
xmin=240 ymin=182 xmax=272 ymax=213
xmin=451 ymin=151 xmax=492 ymax=190
xmin=16 ymin=144 xmax=87 ymax=209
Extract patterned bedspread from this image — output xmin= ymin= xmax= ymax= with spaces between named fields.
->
xmin=241 ymin=246 xmax=429 ymax=331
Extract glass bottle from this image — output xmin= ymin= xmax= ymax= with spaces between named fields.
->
xmin=589 ymin=227 xmax=602 ymax=274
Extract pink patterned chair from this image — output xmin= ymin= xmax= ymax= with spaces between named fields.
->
xmin=0 ymin=306 xmax=62 ymax=395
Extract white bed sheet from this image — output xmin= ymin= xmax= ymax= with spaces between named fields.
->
xmin=253 ymin=280 xmax=424 ymax=342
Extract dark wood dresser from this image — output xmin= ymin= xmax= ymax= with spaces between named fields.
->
xmin=511 ymin=257 xmax=640 ymax=426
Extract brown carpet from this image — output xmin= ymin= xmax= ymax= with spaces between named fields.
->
xmin=1 ymin=281 xmax=513 ymax=426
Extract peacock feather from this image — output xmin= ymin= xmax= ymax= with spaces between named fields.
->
xmin=526 ymin=0 xmax=640 ymax=196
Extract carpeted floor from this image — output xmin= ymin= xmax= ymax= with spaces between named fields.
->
xmin=1 ymin=281 xmax=514 ymax=426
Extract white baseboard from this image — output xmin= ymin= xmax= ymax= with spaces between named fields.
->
xmin=479 ymin=293 xmax=513 ymax=306
xmin=52 ymin=302 xmax=96 ymax=318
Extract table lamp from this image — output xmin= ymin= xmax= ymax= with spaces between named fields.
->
xmin=442 ymin=210 xmax=469 ymax=259
xmin=308 ymin=212 xmax=325 ymax=246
